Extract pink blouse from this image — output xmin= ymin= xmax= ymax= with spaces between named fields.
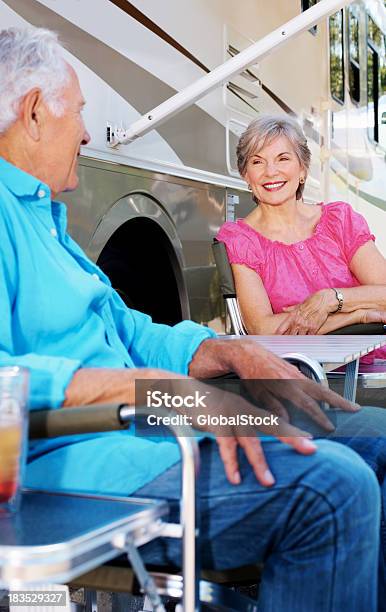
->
xmin=216 ymin=201 xmax=383 ymax=362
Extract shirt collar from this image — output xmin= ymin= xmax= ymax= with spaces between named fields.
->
xmin=0 ymin=156 xmax=68 ymax=237
xmin=0 ymin=156 xmax=51 ymax=199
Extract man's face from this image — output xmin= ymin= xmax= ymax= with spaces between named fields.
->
xmin=40 ymin=65 xmax=90 ymax=196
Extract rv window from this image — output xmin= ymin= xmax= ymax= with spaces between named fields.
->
xmin=367 ymin=47 xmax=379 ymax=142
xmin=368 ymin=16 xmax=383 ymax=48
xmin=329 ymin=10 xmax=345 ymax=103
xmin=367 ymin=15 xmax=386 ymax=147
xmin=301 ymin=0 xmax=318 ymax=34
xmin=349 ymin=6 xmax=360 ymax=103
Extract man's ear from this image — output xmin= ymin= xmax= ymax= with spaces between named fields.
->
xmin=19 ymin=88 xmax=45 ymax=141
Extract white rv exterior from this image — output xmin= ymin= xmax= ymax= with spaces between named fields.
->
xmin=1 ymin=0 xmax=386 ymax=331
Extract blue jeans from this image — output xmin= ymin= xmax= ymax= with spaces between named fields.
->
xmin=322 ymin=406 xmax=386 ymax=611
xmin=291 ymin=404 xmax=386 ymax=596
xmin=135 ymin=437 xmax=380 ymax=612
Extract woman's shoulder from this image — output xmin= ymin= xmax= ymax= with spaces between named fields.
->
xmin=216 ymin=220 xmax=264 ymax=269
xmin=321 ymin=200 xmax=374 ymax=247
xmin=322 ymin=200 xmax=358 ymax=228
xmin=323 ymin=200 xmax=352 ymax=214
xmin=323 ymin=200 xmax=369 ymax=226
xmin=216 ymin=219 xmax=261 ymax=244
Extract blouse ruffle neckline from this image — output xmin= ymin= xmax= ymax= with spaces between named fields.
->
xmin=237 ymin=203 xmax=327 ymax=248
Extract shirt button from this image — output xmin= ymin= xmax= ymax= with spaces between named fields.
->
xmin=50 ymin=228 xmax=58 ymax=237
xmin=92 ymin=273 xmax=99 ymax=280
xmin=38 ymin=189 xmax=46 ymax=198
xmin=299 ymin=244 xmax=304 ymax=250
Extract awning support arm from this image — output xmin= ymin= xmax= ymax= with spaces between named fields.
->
xmin=108 ymin=0 xmax=353 ymax=146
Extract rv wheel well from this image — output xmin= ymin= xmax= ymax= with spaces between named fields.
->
xmin=97 ymin=217 xmax=183 ymax=325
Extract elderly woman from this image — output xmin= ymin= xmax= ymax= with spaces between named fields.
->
xmin=217 ymin=115 xmax=386 ymax=342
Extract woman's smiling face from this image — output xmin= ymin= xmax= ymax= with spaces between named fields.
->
xmin=243 ymin=135 xmax=305 ymax=206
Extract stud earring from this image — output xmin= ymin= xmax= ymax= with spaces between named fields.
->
xmin=299 ymin=177 xmax=305 ymax=184
xmin=247 ymin=184 xmax=252 ymax=191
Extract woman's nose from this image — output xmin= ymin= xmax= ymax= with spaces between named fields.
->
xmin=264 ymin=162 xmax=279 ymax=177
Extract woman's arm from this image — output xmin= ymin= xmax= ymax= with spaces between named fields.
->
xmin=278 ymin=241 xmax=386 ymax=333
xmin=332 ymin=241 xmax=386 ymax=311
xmin=317 ymin=310 xmax=364 ymax=334
xmin=309 ymin=242 xmax=386 ymax=316
xmin=232 ymin=263 xmax=296 ymax=334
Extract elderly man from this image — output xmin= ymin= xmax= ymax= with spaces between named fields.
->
xmin=0 ymin=27 xmax=383 ymax=611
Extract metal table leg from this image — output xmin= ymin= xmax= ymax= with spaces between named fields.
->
xmin=343 ymin=359 xmax=359 ymax=402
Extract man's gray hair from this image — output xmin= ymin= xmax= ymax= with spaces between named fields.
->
xmin=236 ymin=114 xmax=311 ymax=200
xmin=0 ymin=27 xmax=70 ymax=135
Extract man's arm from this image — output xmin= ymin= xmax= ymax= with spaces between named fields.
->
xmin=63 ymin=366 xmax=183 ymax=406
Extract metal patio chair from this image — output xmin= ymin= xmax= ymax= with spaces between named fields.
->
xmin=0 ymin=403 xmax=260 ymax=612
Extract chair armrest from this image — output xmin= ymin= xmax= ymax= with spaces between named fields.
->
xmin=29 ymin=403 xmax=132 ymax=438
xmin=327 ymin=323 xmax=386 ymax=335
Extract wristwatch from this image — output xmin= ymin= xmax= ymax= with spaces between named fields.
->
xmin=331 ymin=288 xmax=344 ymax=313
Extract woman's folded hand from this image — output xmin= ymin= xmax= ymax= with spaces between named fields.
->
xmin=277 ymin=291 xmax=332 ymax=334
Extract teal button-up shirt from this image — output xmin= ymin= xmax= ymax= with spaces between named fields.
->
xmin=0 ymin=157 xmax=215 ymax=495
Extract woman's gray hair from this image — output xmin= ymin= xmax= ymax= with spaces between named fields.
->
xmin=236 ymin=114 xmax=311 ymax=200
xmin=0 ymin=27 xmax=70 ymax=135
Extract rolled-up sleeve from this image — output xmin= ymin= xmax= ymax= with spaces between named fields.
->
xmin=0 ymin=352 xmax=81 ymax=410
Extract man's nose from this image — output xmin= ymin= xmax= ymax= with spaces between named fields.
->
xmin=82 ymin=130 xmax=91 ymax=146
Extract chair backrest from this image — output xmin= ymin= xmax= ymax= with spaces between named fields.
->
xmin=212 ymin=239 xmax=247 ymax=335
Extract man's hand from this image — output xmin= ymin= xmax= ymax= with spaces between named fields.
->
xmin=64 ymin=364 xmax=319 ymax=488
xmin=189 ymin=337 xmax=360 ymax=429
xmin=138 ymin=376 xmax=319 ymax=487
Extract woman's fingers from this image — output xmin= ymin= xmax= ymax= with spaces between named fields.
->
xmin=279 ymin=311 xmax=312 ymax=335
xmin=283 ymin=305 xmax=296 ymax=312
xmin=276 ymin=313 xmax=294 ymax=335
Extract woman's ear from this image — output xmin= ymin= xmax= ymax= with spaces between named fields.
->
xmin=19 ymin=88 xmax=45 ymax=142
xmin=241 ymin=171 xmax=251 ymax=190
